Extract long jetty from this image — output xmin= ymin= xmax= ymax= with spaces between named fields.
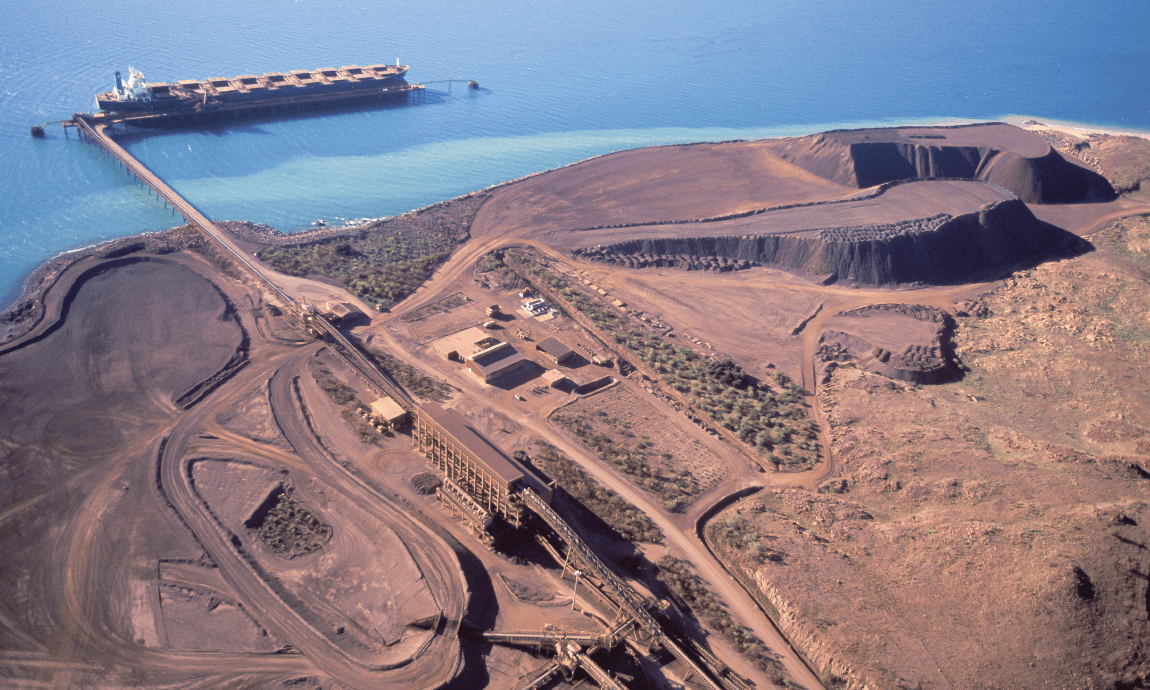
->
xmin=71 ymin=113 xmax=296 ymax=307
xmin=73 ymin=112 xmax=421 ymax=410
xmin=68 ymin=109 xmax=757 ymax=690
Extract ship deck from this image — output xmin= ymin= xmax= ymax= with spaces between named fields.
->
xmin=95 ymin=64 xmax=416 ymax=125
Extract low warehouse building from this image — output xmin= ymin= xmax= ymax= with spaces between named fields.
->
xmin=466 ymin=343 xmax=530 ymax=383
xmin=542 ymin=369 xmax=569 ymax=388
xmin=535 ymin=337 xmax=575 ymax=365
xmin=434 ymin=327 xmax=500 ymax=361
xmin=322 ymin=301 xmax=362 ymax=322
xmin=369 ymin=396 xmax=408 ymax=427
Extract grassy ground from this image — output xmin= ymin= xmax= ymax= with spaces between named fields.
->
xmin=525 ymin=443 xmax=663 ymax=543
xmin=506 ymin=248 xmax=819 ymax=468
xmin=255 ymin=194 xmax=487 ymax=309
xmin=552 ymin=408 xmax=700 ymax=513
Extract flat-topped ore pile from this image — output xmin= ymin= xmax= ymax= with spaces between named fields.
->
xmin=550 ymin=123 xmax=1104 ymax=286
xmin=817 ymin=304 xmax=959 ymax=385
xmin=575 ymin=197 xmax=1075 ymax=285
xmin=765 ymin=122 xmax=1116 ymax=203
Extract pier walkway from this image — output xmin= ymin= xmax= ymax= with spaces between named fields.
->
xmin=74 ymin=115 xmax=422 ymax=415
xmin=72 ymin=114 xmax=296 ymax=307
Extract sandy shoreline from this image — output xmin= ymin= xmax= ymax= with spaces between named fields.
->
xmin=1005 ymin=114 xmax=1150 ymax=141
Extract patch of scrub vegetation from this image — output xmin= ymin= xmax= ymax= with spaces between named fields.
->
xmin=309 ymin=361 xmax=376 ymax=444
xmin=246 ymin=488 xmax=332 ymax=558
xmin=254 ymin=194 xmax=487 ymax=309
xmin=400 ymin=292 xmax=469 ymax=323
xmin=655 ymin=555 xmax=781 ymax=676
xmin=475 ymin=251 xmax=525 ymax=291
xmin=1092 ymin=135 xmax=1150 ymax=199
xmin=507 ymin=248 xmax=818 ymax=468
xmin=523 ymin=443 xmax=663 ymax=543
xmin=708 ymin=511 xmax=785 ymax=565
xmin=1100 ymin=215 xmax=1150 ymax=269
xmin=364 ymin=348 xmax=451 ymax=402
xmin=552 ymin=410 xmax=699 ymax=512
xmin=312 ymin=363 xmax=358 ymax=405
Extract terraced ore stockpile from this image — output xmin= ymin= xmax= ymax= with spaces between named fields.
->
xmin=576 ymin=199 xmax=1075 ymax=286
xmin=817 ymin=304 xmax=961 ymax=385
xmin=767 ymin=123 xmax=1116 ymax=203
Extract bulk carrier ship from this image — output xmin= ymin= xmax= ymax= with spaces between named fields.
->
xmin=93 ymin=62 xmax=418 ymax=126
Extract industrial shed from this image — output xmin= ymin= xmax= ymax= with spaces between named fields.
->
xmin=541 ymin=369 xmax=570 ymax=388
xmin=434 ymin=327 xmax=499 ymax=361
xmin=465 ymin=343 xmax=530 ymax=383
xmin=369 ymin=397 xmax=408 ymax=427
xmin=412 ymin=404 xmax=552 ymax=527
xmin=535 ymin=337 xmax=575 ymax=365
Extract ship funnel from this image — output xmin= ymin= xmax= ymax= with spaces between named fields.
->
xmin=115 ymin=71 xmax=123 ymax=92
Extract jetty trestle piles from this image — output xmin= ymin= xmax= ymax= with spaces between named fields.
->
xmin=70 ymin=113 xmax=297 ymax=308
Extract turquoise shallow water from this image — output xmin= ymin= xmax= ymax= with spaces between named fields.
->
xmin=2 ymin=0 xmax=1147 ymax=306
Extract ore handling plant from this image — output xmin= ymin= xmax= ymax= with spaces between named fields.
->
xmin=19 ymin=60 xmax=764 ymax=690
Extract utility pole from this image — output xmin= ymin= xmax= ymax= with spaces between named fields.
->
xmin=571 ymin=570 xmax=582 ymax=611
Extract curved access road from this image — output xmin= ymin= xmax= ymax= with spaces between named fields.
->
xmin=153 ymin=345 xmax=464 ymax=690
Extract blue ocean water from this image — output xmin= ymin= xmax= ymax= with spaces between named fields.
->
xmin=2 ymin=0 xmax=1147 ymax=307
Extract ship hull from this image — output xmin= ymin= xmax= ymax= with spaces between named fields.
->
xmin=94 ymin=64 xmax=413 ymax=125
xmin=107 ymin=86 xmax=418 ymax=128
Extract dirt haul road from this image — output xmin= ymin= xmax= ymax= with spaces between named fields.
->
xmin=153 ymin=345 xmax=465 ymax=689
xmin=364 ymin=315 xmax=824 ymax=689
xmin=7 ymin=251 xmax=465 ymax=689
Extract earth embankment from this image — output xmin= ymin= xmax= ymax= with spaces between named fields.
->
xmin=577 ymin=198 xmax=1082 ymax=285
xmin=768 ymin=123 xmax=1116 ymax=203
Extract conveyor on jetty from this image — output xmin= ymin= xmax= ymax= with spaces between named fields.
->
xmin=518 ymin=488 xmax=725 ymax=690
xmin=70 ymin=114 xmax=297 ymax=308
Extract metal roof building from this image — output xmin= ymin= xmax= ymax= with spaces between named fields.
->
xmin=413 ymin=404 xmax=551 ymax=527
xmin=536 ymin=337 xmax=575 ymax=365
xmin=369 ymin=396 xmax=408 ymax=426
xmin=465 ymin=344 xmax=531 ymax=383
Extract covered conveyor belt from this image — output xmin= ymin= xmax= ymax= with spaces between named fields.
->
xmin=576 ymin=653 xmax=628 ymax=690
xmin=513 ymin=661 xmax=562 ymax=690
xmin=518 ymin=488 xmax=724 ymax=690
xmin=305 ymin=312 xmax=416 ymax=407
